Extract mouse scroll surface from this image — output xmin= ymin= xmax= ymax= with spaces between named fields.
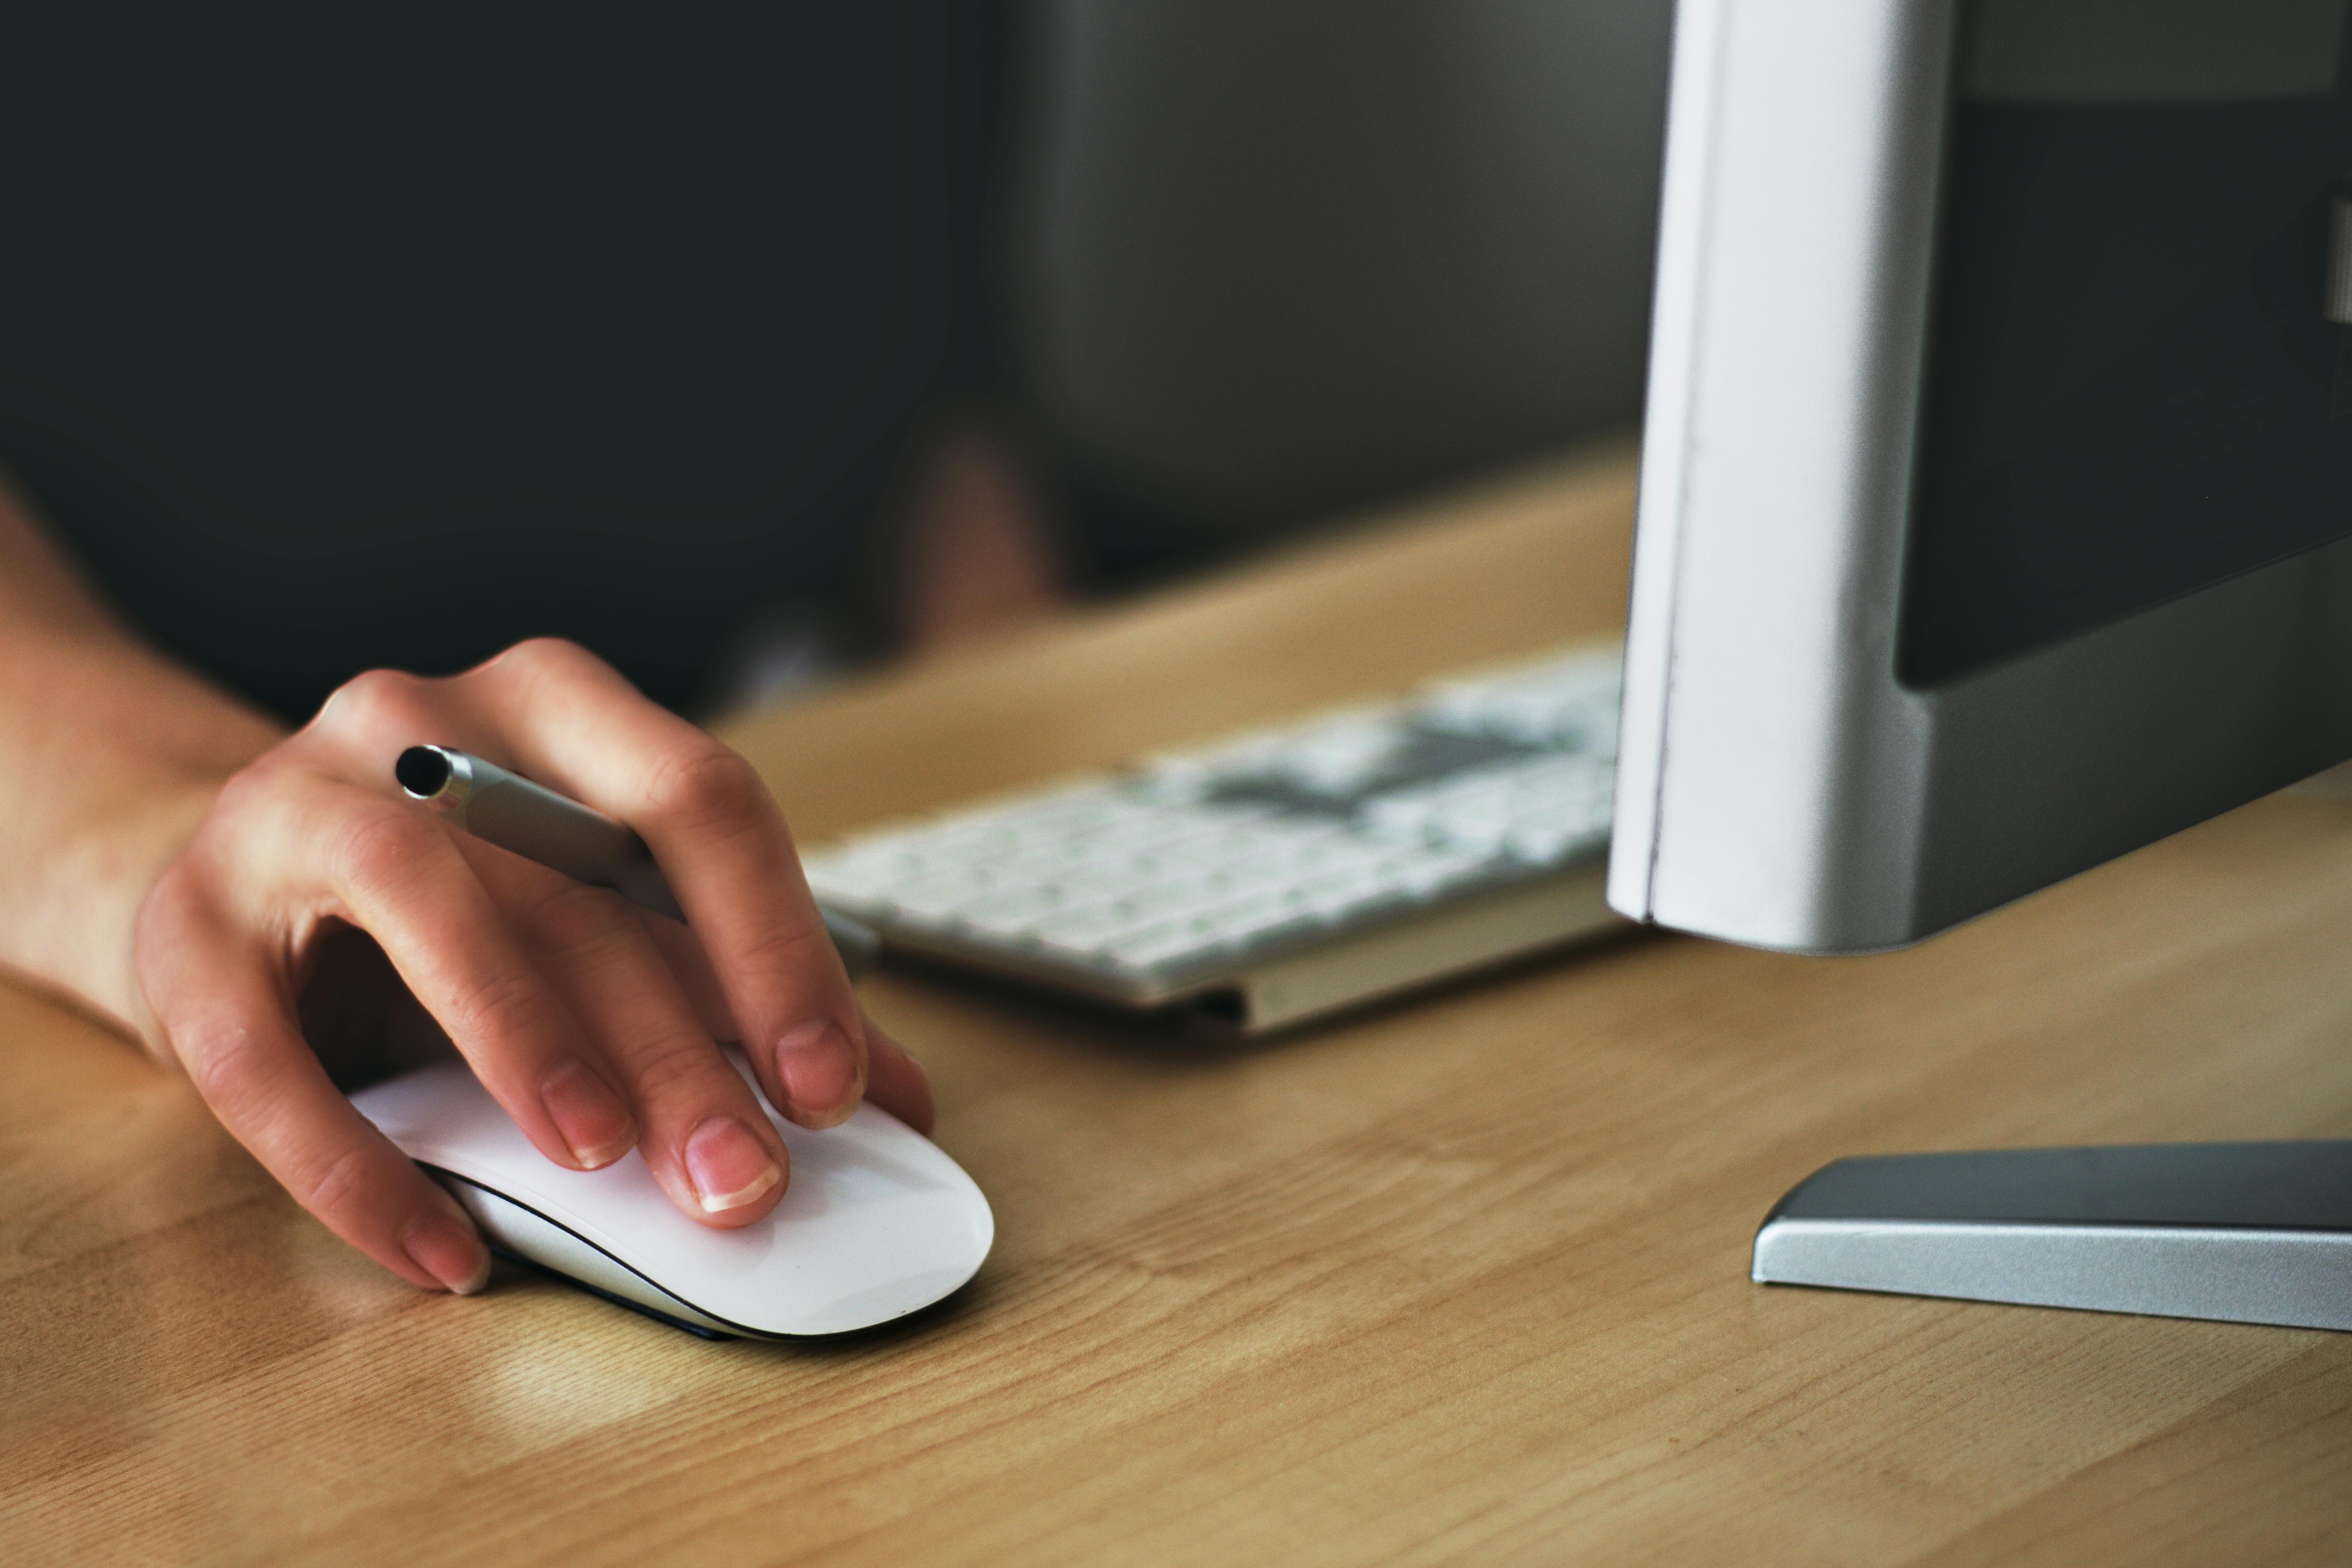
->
xmin=348 ymin=1054 xmax=993 ymax=1338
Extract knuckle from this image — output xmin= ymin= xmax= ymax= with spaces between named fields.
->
xmin=175 ymin=1012 xmax=282 ymax=1120
xmin=622 ymin=1031 xmax=729 ymax=1107
xmin=517 ymin=877 xmax=632 ymax=953
xmin=509 ymin=634 xmax=592 ymax=667
xmin=478 ymin=636 xmax=595 ymax=689
xmin=721 ymin=916 xmax=843 ymax=1020
xmin=326 ymin=804 xmax=441 ymax=904
xmin=732 ymin=911 xmax=834 ymax=974
xmin=748 ymin=912 xmax=842 ymax=973
xmin=173 ymin=1016 xmax=386 ymax=1229
xmin=315 ymin=666 xmax=427 ymax=738
xmin=644 ymin=744 xmax=767 ymax=830
xmin=208 ymin=761 xmax=287 ymax=827
xmin=288 ymin=1142 xmax=376 ymax=1222
xmin=437 ymin=962 xmax=544 ymax=1052
xmin=137 ymin=854 xmax=206 ymax=932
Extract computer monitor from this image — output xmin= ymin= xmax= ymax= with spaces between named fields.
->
xmin=1609 ymin=0 xmax=2352 ymax=1329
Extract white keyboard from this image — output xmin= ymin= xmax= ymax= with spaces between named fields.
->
xmin=802 ymin=643 xmax=1626 ymax=1031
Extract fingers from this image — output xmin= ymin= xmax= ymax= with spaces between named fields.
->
xmin=465 ymin=841 xmax=791 ymax=1226
xmin=458 ymin=639 xmax=867 ymax=1130
xmin=642 ymin=912 xmax=935 ymax=1136
xmin=233 ymin=767 xmax=636 ymax=1178
xmin=137 ymin=869 xmax=491 ymax=1294
xmin=636 ymin=905 xmax=742 ymax=1039
xmin=861 ymin=1014 xmax=935 ymax=1136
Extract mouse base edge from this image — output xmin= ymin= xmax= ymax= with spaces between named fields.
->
xmin=488 ymin=1246 xmax=739 ymax=1340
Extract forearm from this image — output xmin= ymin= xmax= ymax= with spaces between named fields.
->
xmin=0 ymin=473 xmax=283 ymax=1044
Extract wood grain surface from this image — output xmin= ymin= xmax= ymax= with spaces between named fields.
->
xmin=7 ymin=443 xmax=2352 ymax=1565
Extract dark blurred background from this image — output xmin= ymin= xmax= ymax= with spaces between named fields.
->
xmin=773 ymin=0 xmax=1675 ymax=704
xmin=1004 ymin=0 xmax=1673 ymax=583
xmin=0 ymin=0 xmax=1676 ymax=717
xmin=1000 ymin=0 xmax=1673 ymax=586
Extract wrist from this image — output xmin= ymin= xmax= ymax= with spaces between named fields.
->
xmin=0 ymin=492 xmax=287 ymax=1047
xmin=0 ymin=628 xmax=282 ymax=1050
xmin=22 ymin=768 xmax=236 ymax=1052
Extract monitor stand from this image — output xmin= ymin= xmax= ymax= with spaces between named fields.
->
xmin=1752 ymin=1142 xmax=2352 ymax=1331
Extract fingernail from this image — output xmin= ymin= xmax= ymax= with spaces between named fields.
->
xmin=774 ymin=1019 xmax=861 ymax=1123
xmin=541 ymin=1060 xmax=637 ymax=1168
xmin=684 ymin=1117 xmax=784 ymax=1213
xmin=403 ymin=1210 xmax=491 ymax=1295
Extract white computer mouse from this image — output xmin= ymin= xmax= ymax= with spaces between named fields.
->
xmin=349 ymin=1052 xmax=993 ymax=1338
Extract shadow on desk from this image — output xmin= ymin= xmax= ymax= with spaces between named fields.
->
xmin=865 ymin=921 xmax=1665 ymax=1066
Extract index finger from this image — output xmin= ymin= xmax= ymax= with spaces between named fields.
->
xmin=456 ymin=639 xmax=866 ymax=1129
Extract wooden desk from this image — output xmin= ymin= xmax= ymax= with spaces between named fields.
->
xmin=8 ymin=444 xmax=2352 ymax=1564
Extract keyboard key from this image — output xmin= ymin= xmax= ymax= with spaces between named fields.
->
xmin=884 ymin=869 xmax=996 ymax=924
xmin=957 ymin=887 xmax=1070 ymax=939
xmin=806 ymin=642 xmax=1624 ymax=1000
xmin=1028 ymin=904 xmax=1135 ymax=952
xmin=1504 ymin=825 xmax=1583 ymax=865
xmin=1392 ymin=847 xmax=1503 ymax=897
xmin=1200 ymin=853 xmax=1300 ymax=899
xmin=1189 ymin=890 xmax=1294 ymax=936
xmin=1290 ymin=866 xmax=1382 ymax=911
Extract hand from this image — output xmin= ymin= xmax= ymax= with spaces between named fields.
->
xmin=132 ymin=637 xmax=932 ymax=1295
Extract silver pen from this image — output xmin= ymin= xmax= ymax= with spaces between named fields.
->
xmin=395 ymin=745 xmax=879 ymax=977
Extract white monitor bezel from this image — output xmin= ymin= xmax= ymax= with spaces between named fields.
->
xmin=1609 ymin=0 xmax=2352 ymax=952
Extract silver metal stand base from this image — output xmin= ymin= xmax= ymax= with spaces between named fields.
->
xmin=1752 ymin=1142 xmax=2352 ymax=1331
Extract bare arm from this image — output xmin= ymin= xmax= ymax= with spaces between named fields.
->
xmin=0 ymin=471 xmax=282 ymax=1039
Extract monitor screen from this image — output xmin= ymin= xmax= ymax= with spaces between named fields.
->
xmin=1901 ymin=2 xmax=2352 ymax=685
